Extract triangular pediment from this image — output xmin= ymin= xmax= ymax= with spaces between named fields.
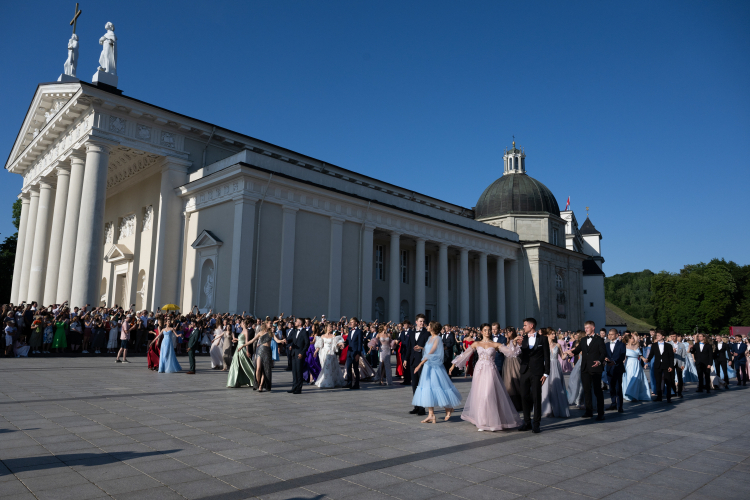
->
xmin=192 ymin=230 xmax=223 ymax=249
xmin=5 ymin=82 xmax=90 ymax=172
xmin=105 ymin=243 xmax=134 ymax=263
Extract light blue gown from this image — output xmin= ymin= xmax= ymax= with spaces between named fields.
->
xmin=158 ymin=329 xmax=182 ymax=373
xmin=682 ymin=342 xmax=698 ymax=383
xmin=623 ymin=348 xmax=651 ymax=401
xmin=412 ymin=336 xmax=462 ymax=409
xmin=271 ymin=339 xmax=279 ymax=361
xmin=567 ymin=356 xmax=584 ymax=406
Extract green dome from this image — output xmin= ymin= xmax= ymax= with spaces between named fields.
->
xmin=475 ymin=173 xmax=560 ymax=219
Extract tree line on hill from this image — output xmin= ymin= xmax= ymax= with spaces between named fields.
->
xmin=605 ymin=260 xmax=750 ymax=335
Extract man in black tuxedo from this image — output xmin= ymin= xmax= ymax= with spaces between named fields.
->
xmin=713 ymin=335 xmax=730 ymax=388
xmin=408 ymin=314 xmax=429 ymax=415
xmin=491 ymin=322 xmax=506 ymax=373
xmin=345 ymin=317 xmax=363 ymax=389
xmin=691 ymin=333 xmax=713 ymax=393
xmin=572 ymin=321 xmax=607 ymax=420
xmin=731 ymin=337 xmax=748 ymax=386
xmin=399 ymin=321 xmax=412 ymax=385
xmin=647 ymin=330 xmax=674 ymax=402
xmin=442 ymin=326 xmax=457 ymax=375
xmin=604 ymin=329 xmax=626 ymax=412
xmin=287 ymin=318 xmax=309 ymax=394
xmin=517 ymin=317 xmax=550 ymax=433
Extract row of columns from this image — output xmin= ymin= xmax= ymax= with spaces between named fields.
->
xmin=380 ymin=232 xmax=518 ymax=327
xmin=11 ymin=141 xmax=114 ymax=308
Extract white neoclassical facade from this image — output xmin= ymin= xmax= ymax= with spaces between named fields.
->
xmin=6 ymin=81 xmax=602 ymax=329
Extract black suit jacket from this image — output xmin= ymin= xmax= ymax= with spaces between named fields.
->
xmin=713 ymin=343 xmax=729 ymax=361
xmin=442 ymin=333 xmax=456 ymax=360
xmin=647 ymin=342 xmax=675 ymax=372
xmin=518 ymin=334 xmax=551 ymax=377
xmin=187 ymin=327 xmax=202 ymax=350
xmin=691 ymin=342 xmax=713 ymax=365
xmin=289 ymin=328 xmax=310 ymax=356
xmin=399 ymin=329 xmax=410 ymax=361
xmin=572 ymin=335 xmax=607 ymax=374
xmin=408 ymin=327 xmax=429 ymax=365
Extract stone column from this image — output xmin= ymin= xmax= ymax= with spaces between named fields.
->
xmin=360 ymin=223 xmax=375 ymax=320
xmin=388 ymin=232 xmax=401 ymax=322
xmin=278 ymin=206 xmax=298 ymax=314
xmin=227 ymin=194 xmax=259 ymax=313
xmin=27 ymin=179 xmax=55 ymax=303
xmin=43 ymin=165 xmax=71 ymax=305
xmin=478 ymin=252 xmax=489 ymax=324
xmin=10 ymin=194 xmax=31 ymax=304
xmin=438 ymin=243 xmax=449 ymax=324
xmin=496 ymin=256 xmax=506 ymax=327
xmin=509 ymin=259 xmax=519 ymax=327
xmin=56 ymin=151 xmax=86 ymax=304
xmin=150 ymin=158 xmax=190 ymax=310
xmin=328 ymin=217 xmax=344 ymax=319
xmin=414 ymin=237 xmax=426 ymax=316
xmin=459 ymin=248 xmax=470 ymax=327
xmin=17 ymin=188 xmax=39 ymax=302
xmin=71 ymin=140 xmax=114 ymax=309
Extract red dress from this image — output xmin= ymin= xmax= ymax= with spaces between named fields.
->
xmin=147 ymin=327 xmax=161 ymax=370
xmin=395 ymin=341 xmax=404 ymax=377
xmin=339 ymin=334 xmax=349 ymax=365
xmin=463 ymin=339 xmax=477 ymax=376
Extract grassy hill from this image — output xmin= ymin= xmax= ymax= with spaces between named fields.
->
xmin=605 ymin=300 xmax=654 ymax=333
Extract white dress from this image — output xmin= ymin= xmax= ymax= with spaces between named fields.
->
xmin=314 ymin=336 xmax=346 ymax=388
xmin=210 ymin=330 xmax=224 ymax=369
xmin=542 ymin=345 xmax=571 ymax=417
xmin=107 ymin=325 xmax=119 ymax=349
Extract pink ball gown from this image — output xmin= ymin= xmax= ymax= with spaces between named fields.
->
xmin=452 ymin=344 xmax=522 ymax=431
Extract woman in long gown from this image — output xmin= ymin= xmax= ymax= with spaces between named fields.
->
xmin=566 ymin=332 xmax=585 ymax=407
xmin=558 ymin=334 xmax=573 ymax=374
xmin=52 ymin=315 xmax=68 ymax=353
xmin=249 ymin=325 xmax=273 ymax=392
xmin=541 ymin=329 xmax=570 ymax=418
xmin=395 ymin=334 xmax=404 ymax=379
xmin=227 ymin=321 xmax=257 ymax=388
xmin=450 ymin=323 xmax=521 ymax=431
xmin=210 ymin=324 xmax=226 ymax=369
xmin=107 ymin=320 xmax=120 ymax=354
xmin=623 ymin=333 xmax=651 ymax=401
xmin=147 ymin=318 xmax=163 ymax=371
xmin=412 ymin=321 xmax=462 ymax=424
xmin=304 ymin=325 xmax=322 ymax=383
xmin=369 ymin=325 xmax=394 ymax=386
xmin=220 ymin=319 xmax=233 ymax=371
xmin=314 ymin=324 xmax=346 ymax=388
xmin=155 ymin=320 xmax=182 ymax=373
xmin=682 ymin=339 xmax=698 ymax=383
xmin=503 ymin=331 xmax=523 ymax=411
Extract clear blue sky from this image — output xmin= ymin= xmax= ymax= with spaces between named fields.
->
xmin=2 ymin=1 xmax=748 ymax=276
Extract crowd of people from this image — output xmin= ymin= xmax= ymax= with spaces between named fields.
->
xmin=3 ymin=300 xmax=749 ymax=432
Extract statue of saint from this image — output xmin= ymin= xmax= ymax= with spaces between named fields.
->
xmin=203 ymin=274 xmax=214 ymax=309
xmin=63 ymin=34 xmax=79 ymax=77
xmin=97 ymin=22 xmax=117 ymax=75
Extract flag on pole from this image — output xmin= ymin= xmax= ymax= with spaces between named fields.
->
xmin=565 ymin=196 xmax=570 ymax=211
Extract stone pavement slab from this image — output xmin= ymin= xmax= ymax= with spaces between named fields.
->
xmin=1 ymin=355 xmax=749 ymax=499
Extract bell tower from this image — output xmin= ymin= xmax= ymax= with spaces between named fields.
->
xmin=503 ymin=140 xmax=526 ymax=174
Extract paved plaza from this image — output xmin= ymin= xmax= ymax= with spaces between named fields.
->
xmin=0 ymin=356 xmax=748 ymax=500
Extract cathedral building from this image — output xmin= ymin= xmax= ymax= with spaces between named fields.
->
xmin=6 ymin=78 xmax=604 ymax=328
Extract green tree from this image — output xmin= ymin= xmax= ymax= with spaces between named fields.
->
xmin=0 ymin=199 xmax=22 ymax=303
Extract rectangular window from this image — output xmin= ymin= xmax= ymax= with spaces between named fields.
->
xmin=425 ymin=255 xmax=432 ymax=287
xmin=375 ymin=245 xmax=384 ymax=281
xmin=400 ymin=249 xmax=409 ymax=284
xmin=590 ymin=302 xmax=594 ymax=307
xmin=552 ymin=228 xmax=559 ymax=246
xmin=584 ymin=289 xmax=587 ymax=294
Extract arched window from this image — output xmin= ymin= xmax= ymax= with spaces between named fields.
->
xmin=556 ymin=273 xmax=564 ymax=289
